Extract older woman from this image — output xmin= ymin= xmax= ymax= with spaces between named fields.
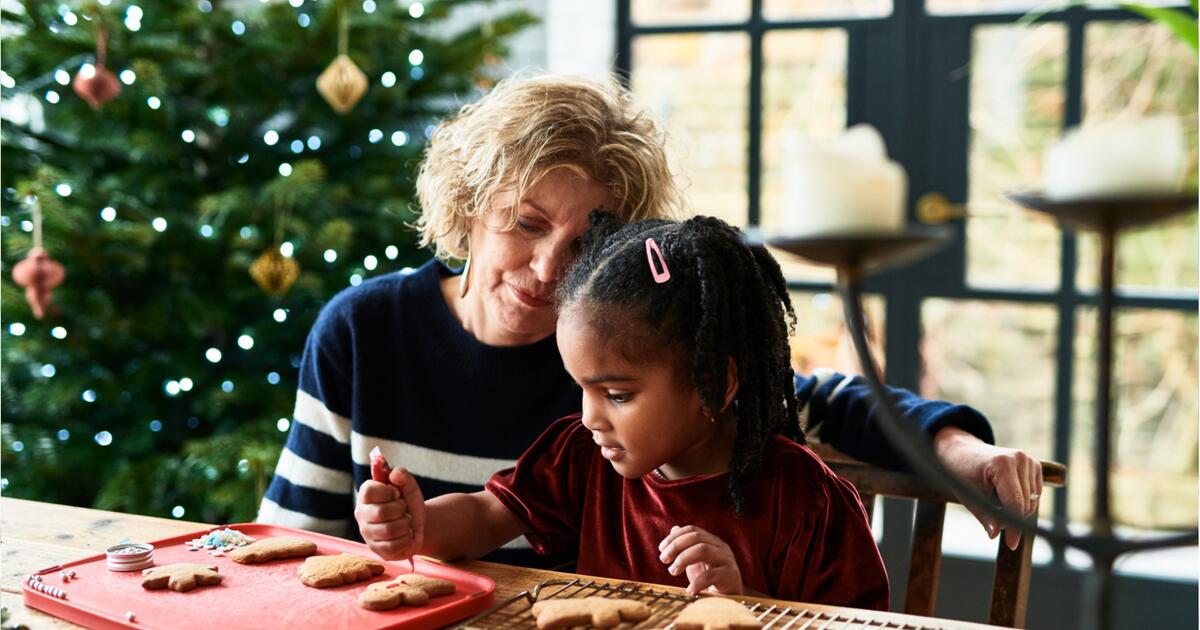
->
xmin=258 ymin=74 xmax=1041 ymax=562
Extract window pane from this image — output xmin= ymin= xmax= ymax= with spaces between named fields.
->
xmin=920 ymin=300 xmax=1058 ymax=474
xmin=764 ymin=0 xmax=890 ymax=20
xmin=966 ymin=24 xmax=1066 ymax=289
xmin=761 ymin=28 xmax=847 ymax=283
xmin=1076 ymin=21 xmax=1199 ymax=292
xmin=632 ymin=33 xmax=749 ymax=228
xmin=632 ymin=0 xmax=749 ymax=25
xmin=1072 ymin=308 xmax=1199 ymax=529
xmin=926 ymin=0 xmax=1070 ymax=14
xmin=789 ymin=291 xmax=885 ymax=378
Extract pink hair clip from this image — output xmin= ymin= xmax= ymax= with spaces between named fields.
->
xmin=645 ymin=237 xmax=670 ymax=284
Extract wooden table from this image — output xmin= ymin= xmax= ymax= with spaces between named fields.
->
xmin=1 ymin=498 xmax=997 ymax=629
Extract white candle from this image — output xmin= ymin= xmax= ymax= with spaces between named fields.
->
xmin=783 ymin=124 xmax=908 ymax=235
xmin=1043 ymin=117 xmax=1185 ymax=200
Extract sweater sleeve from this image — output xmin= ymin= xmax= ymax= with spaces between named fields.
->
xmin=257 ymin=302 xmax=357 ymax=537
xmin=794 ymin=368 xmax=995 ymax=471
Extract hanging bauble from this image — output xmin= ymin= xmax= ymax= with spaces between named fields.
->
xmin=316 ymin=54 xmax=368 ymax=114
xmin=250 ymin=250 xmax=300 ymax=297
xmin=12 ymin=248 xmax=66 ymax=319
xmin=73 ymin=27 xmax=121 ymax=109
xmin=73 ymin=64 xmax=121 ymax=109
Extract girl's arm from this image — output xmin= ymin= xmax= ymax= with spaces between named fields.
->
xmin=421 ymin=490 xmax=529 ymax=560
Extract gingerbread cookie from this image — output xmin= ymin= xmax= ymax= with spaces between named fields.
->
xmin=673 ymin=597 xmax=762 ymax=630
xmin=229 ymin=536 xmax=317 ymax=564
xmin=298 ymin=554 xmax=384 ymax=588
xmin=141 ymin=563 xmax=222 ymax=592
xmin=358 ymin=573 xmax=457 ymax=610
xmin=530 ymin=597 xmax=651 ymax=630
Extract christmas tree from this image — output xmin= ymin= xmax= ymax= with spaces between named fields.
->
xmin=0 ymin=0 xmax=534 ymax=523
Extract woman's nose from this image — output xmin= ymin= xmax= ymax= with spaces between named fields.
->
xmin=530 ymin=243 xmax=568 ymax=285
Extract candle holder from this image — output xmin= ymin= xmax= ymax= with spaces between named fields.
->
xmin=759 ymin=216 xmax=1197 ymax=630
xmin=1007 ymin=190 xmax=1198 ymax=630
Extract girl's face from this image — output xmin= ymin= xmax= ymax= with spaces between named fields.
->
xmin=465 ymin=168 xmax=615 ymax=346
xmin=556 ymin=307 xmax=733 ymax=480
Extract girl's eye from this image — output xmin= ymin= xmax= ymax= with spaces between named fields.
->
xmin=606 ymin=392 xmax=632 ymax=405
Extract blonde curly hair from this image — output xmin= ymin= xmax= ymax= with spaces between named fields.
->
xmin=414 ymin=73 xmax=683 ymax=260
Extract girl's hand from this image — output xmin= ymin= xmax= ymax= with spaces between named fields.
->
xmin=354 ymin=467 xmax=426 ymax=561
xmin=658 ymin=525 xmax=743 ymax=596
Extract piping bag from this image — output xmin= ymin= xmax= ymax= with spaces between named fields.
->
xmin=369 ymin=445 xmax=416 ymax=574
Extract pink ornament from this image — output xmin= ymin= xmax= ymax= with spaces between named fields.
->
xmin=73 ymin=64 xmax=121 ymax=109
xmin=73 ymin=27 xmax=121 ymax=110
xmin=12 ymin=248 xmax=65 ymax=319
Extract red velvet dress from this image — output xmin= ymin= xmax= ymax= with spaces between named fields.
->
xmin=486 ymin=415 xmax=889 ymax=609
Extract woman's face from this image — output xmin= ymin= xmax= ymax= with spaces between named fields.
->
xmin=465 ymin=167 xmax=616 ymax=346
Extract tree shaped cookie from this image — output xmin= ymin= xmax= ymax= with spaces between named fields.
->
xmin=673 ymin=597 xmax=763 ymax=630
xmin=229 ymin=536 xmax=317 ymax=564
xmin=530 ymin=597 xmax=652 ymax=630
xmin=298 ymin=554 xmax=385 ymax=588
xmin=141 ymin=563 xmax=222 ymax=592
xmin=358 ymin=573 xmax=457 ymax=610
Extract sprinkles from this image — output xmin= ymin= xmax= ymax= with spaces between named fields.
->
xmin=185 ymin=528 xmax=254 ymax=552
xmin=25 ymin=574 xmax=67 ymax=599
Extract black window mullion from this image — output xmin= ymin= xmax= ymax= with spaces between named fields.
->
xmin=748 ymin=0 xmax=764 ymax=226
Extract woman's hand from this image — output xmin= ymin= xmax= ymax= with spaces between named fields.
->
xmin=354 ymin=467 xmax=426 ymax=561
xmin=658 ymin=525 xmax=744 ymax=596
xmin=934 ymin=426 xmax=1044 ymax=550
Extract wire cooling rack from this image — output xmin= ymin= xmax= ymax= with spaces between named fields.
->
xmin=456 ymin=578 xmax=952 ymax=629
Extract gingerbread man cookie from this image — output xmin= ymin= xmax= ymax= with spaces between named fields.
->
xmin=141 ymin=563 xmax=222 ymax=592
xmin=358 ymin=573 xmax=457 ymax=610
xmin=298 ymin=554 xmax=384 ymax=588
xmin=673 ymin=597 xmax=762 ymax=630
xmin=229 ymin=536 xmax=317 ymax=564
xmin=529 ymin=596 xmax=652 ymax=630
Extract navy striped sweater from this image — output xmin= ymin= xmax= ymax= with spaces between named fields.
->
xmin=259 ymin=259 xmax=993 ymax=562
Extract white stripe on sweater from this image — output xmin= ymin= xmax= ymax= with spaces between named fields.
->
xmin=351 ymin=433 xmax=517 ymax=487
xmin=256 ymin=497 xmax=350 ymax=537
xmin=293 ymin=389 xmax=352 ymax=444
xmin=273 ymin=447 xmax=355 ymax=495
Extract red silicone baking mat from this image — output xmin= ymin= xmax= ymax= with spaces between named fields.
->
xmin=22 ymin=523 xmax=494 ymax=630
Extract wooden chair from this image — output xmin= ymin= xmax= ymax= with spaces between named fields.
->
xmin=810 ymin=444 xmax=1067 ymax=628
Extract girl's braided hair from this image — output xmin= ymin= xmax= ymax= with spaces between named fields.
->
xmin=557 ymin=211 xmax=801 ymax=512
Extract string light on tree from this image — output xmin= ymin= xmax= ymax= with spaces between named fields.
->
xmin=273 ymin=309 xmax=288 ymax=322
xmin=276 ymin=418 xmax=290 ymax=432
xmin=205 ymin=348 xmax=222 ymax=363
xmin=100 ymin=206 xmax=117 ymax=221
xmin=263 ymin=130 xmax=279 ymax=146
xmin=237 ymin=335 xmax=254 ymax=350
xmin=179 ymin=377 xmax=194 ymax=391
xmin=82 ymin=390 xmax=97 ymax=403
xmin=385 ymin=245 xmax=399 ymax=260
xmin=119 ymin=69 xmax=136 ymax=85
xmin=152 ymin=217 xmax=167 ymax=232
xmin=51 ymin=326 xmax=67 ymax=339
xmin=9 ymin=323 xmax=26 ymax=336
xmin=409 ymin=2 xmax=425 ymax=18
xmin=221 ymin=380 xmax=235 ymax=392
xmin=146 ymin=96 xmax=161 ymax=109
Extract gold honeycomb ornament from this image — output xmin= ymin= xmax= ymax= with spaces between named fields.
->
xmin=316 ymin=54 xmax=368 ymax=114
xmin=250 ymin=250 xmax=300 ymax=297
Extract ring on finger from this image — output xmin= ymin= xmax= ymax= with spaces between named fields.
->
xmin=1029 ymin=492 xmax=1040 ymax=500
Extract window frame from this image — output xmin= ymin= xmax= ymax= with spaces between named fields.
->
xmin=616 ymin=0 xmax=1198 ymax=569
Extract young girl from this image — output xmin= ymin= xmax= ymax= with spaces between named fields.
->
xmin=355 ymin=213 xmax=889 ymax=608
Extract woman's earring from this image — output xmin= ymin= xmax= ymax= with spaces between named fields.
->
xmin=458 ymin=252 xmax=471 ymax=298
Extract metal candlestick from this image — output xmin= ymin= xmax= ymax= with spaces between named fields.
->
xmin=759 ymin=215 xmax=1198 ymax=630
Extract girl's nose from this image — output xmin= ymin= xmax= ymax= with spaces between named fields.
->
xmin=579 ymin=396 xmax=609 ymax=432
